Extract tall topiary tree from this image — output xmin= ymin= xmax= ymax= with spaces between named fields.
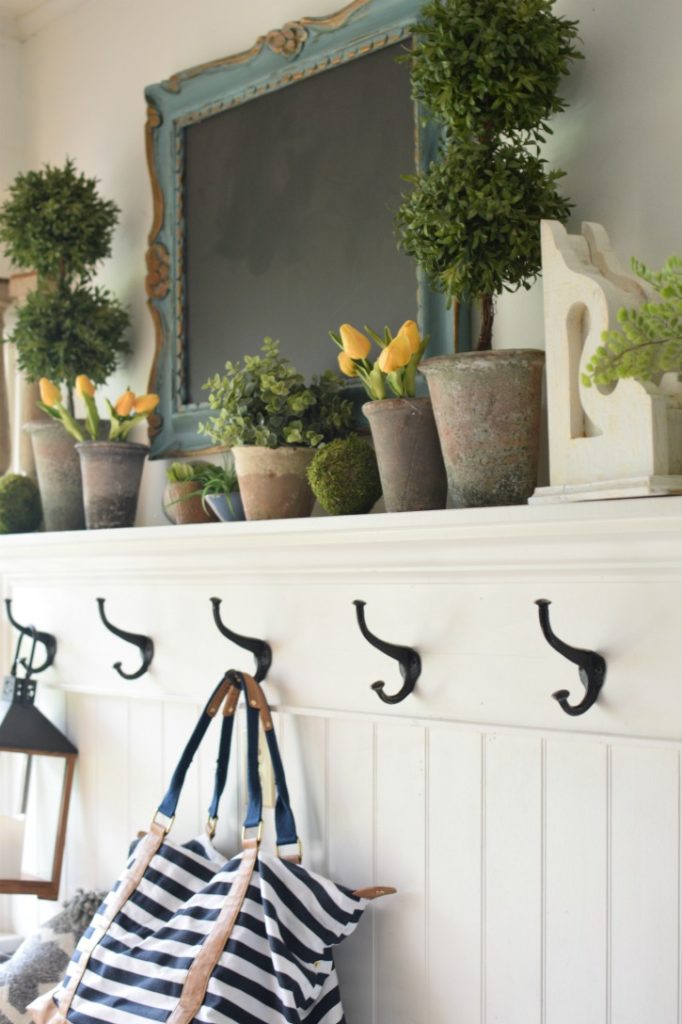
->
xmin=396 ymin=0 xmax=582 ymax=350
xmin=0 ymin=158 xmax=130 ymax=413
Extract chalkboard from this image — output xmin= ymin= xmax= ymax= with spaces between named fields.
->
xmin=183 ymin=41 xmax=416 ymax=404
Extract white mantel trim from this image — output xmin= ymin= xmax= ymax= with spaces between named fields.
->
xmin=2 ymin=496 xmax=682 ymax=584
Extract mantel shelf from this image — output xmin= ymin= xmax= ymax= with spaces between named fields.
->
xmin=1 ymin=496 xmax=682 ymax=584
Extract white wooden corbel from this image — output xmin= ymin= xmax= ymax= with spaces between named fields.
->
xmin=531 ymin=220 xmax=682 ymax=503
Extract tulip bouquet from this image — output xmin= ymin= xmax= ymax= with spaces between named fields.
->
xmin=329 ymin=320 xmax=429 ymax=400
xmin=38 ymin=375 xmax=159 ymax=443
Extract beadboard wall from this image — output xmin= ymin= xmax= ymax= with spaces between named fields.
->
xmin=2 ymin=500 xmax=682 ymax=1023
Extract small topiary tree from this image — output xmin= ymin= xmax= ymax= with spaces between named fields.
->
xmin=396 ymin=0 xmax=582 ymax=350
xmin=0 ymin=158 xmax=130 ymax=414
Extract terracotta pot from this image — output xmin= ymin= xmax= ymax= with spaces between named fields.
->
xmin=362 ymin=397 xmax=447 ymax=513
xmin=421 ymin=349 xmax=545 ymax=508
xmin=164 ymin=481 xmax=218 ymax=525
xmin=76 ymin=441 xmax=148 ymax=529
xmin=232 ymin=446 xmax=316 ymax=520
xmin=205 ymin=492 xmax=246 ymax=522
xmin=23 ymin=420 xmax=84 ymax=531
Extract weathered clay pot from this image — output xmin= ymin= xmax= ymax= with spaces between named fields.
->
xmin=421 ymin=349 xmax=545 ymax=508
xmin=362 ymin=397 xmax=447 ymax=513
xmin=164 ymin=481 xmax=218 ymax=525
xmin=23 ymin=419 xmax=85 ymax=531
xmin=232 ymin=446 xmax=316 ymax=520
xmin=76 ymin=441 xmax=148 ymax=529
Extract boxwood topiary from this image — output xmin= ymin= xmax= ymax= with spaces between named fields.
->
xmin=307 ymin=435 xmax=382 ymax=515
xmin=0 ymin=474 xmax=42 ymax=533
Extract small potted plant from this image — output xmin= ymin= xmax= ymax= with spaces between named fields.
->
xmin=199 ymin=463 xmax=245 ymax=523
xmin=164 ymin=462 xmax=219 ymax=525
xmin=396 ymin=0 xmax=581 ymax=507
xmin=38 ymin=375 xmax=158 ymax=529
xmin=199 ymin=338 xmax=353 ymax=520
xmin=0 ymin=159 xmax=130 ymax=530
xmin=331 ymin=319 xmax=446 ymax=512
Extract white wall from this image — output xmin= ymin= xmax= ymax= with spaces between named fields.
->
xmin=494 ymin=0 xmax=682 ymax=347
xmin=9 ymin=0 xmax=682 ymax=513
xmin=0 ymin=28 xmax=25 ymax=278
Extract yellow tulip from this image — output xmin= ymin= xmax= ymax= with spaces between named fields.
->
xmin=395 ymin=319 xmax=421 ymax=355
xmin=134 ymin=393 xmax=160 ymax=415
xmin=115 ymin=388 xmax=136 ymax=416
xmin=337 ymin=352 xmax=358 ymax=378
xmin=75 ymin=374 xmax=96 ymax=398
xmin=39 ymin=378 xmax=61 ymax=408
xmin=377 ymin=333 xmax=412 ymax=373
xmin=339 ymin=323 xmax=371 ymax=360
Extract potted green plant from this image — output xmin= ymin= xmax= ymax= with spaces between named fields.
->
xmin=164 ymin=462 xmax=219 ymax=525
xmin=583 ymin=255 xmax=682 ymax=388
xmin=199 ymin=337 xmax=353 ymax=520
xmin=396 ymin=0 xmax=581 ymax=507
xmin=199 ymin=463 xmax=245 ymax=523
xmin=331 ymin=319 xmax=446 ymax=512
xmin=0 ymin=159 xmax=130 ymax=530
xmin=38 ymin=375 xmax=158 ymax=529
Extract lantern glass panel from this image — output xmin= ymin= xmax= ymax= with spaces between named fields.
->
xmin=0 ymin=750 xmax=65 ymax=883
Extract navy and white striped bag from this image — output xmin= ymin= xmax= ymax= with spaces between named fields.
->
xmin=29 ymin=670 xmax=394 ymax=1024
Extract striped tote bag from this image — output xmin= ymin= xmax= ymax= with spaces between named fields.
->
xmin=29 ymin=670 xmax=394 ymax=1024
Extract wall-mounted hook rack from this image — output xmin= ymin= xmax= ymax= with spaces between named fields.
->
xmin=210 ymin=597 xmax=272 ymax=682
xmin=353 ymin=599 xmax=421 ymax=705
xmin=535 ymin=598 xmax=606 ymax=716
xmin=5 ymin=598 xmax=57 ymax=674
xmin=96 ymin=598 xmax=154 ymax=680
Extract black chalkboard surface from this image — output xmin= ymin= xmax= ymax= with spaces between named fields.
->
xmin=184 ymin=41 xmax=417 ymax=404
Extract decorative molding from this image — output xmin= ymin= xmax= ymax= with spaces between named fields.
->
xmin=3 ymin=500 xmax=682 ymax=583
xmin=163 ymin=0 xmax=371 ymax=93
xmin=265 ymin=21 xmax=309 ymax=57
xmin=145 ymin=104 xmax=164 ymax=245
xmin=145 ymin=242 xmax=170 ymax=301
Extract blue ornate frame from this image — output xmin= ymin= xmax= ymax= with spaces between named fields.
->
xmin=144 ymin=0 xmax=469 ymax=456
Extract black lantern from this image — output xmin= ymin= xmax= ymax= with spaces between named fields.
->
xmin=0 ymin=626 xmax=77 ymax=900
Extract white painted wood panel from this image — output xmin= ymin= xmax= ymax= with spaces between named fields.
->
xmin=610 ymin=746 xmax=679 ymax=1024
xmin=2 ymin=502 xmax=682 ymax=1021
xmin=485 ymin=733 xmax=543 ymax=1024
xmin=428 ymin=729 xmax=483 ymax=1024
xmin=375 ymin=724 xmax=426 ymax=1024
xmin=545 ymin=738 xmax=607 ymax=1024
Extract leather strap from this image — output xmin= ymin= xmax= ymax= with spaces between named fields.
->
xmin=352 ymin=885 xmax=397 ymax=900
xmin=227 ymin=671 xmax=299 ymax=850
xmin=158 ymin=675 xmax=236 ymax=824
xmin=166 ymin=844 xmax=259 ymax=1024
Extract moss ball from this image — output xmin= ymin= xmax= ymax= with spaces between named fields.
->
xmin=308 ymin=435 xmax=382 ymax=515
xmin=0 ymin=474 xmax=42 ymax=534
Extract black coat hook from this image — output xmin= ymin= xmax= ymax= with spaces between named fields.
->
xmin=5 ymin=598 xmax=57 ymax=674
xmin=353 ymin=599 xmax=421 ymax=705
xmin=210 ymin=597 xmax=272 ymax=683
xmin=535 ymin=599 xmax=606 ymax=716
xmin=96 ymin=598 xmax=154 ymax=680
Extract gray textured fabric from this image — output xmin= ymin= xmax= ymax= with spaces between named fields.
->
xmin=0 ymin=890 xmax=104 ymax=1024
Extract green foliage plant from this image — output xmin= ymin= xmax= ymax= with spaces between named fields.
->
xmin=166 ymin=460 xmax=240 ymax=515
xmin=583 ymin=256 xmax=682 ymax=387
xmin=307 ymin=435 xmax=382 ymax=515
xmin=396 ymin=0 xmax=581 ymax=350
xmin=0 ymin=159 xmax=130 ymax=413
xmin=0 ymin=474 xmax=42 ymax=534
xmin=199 ymin=337 xmax=354 ymax=449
